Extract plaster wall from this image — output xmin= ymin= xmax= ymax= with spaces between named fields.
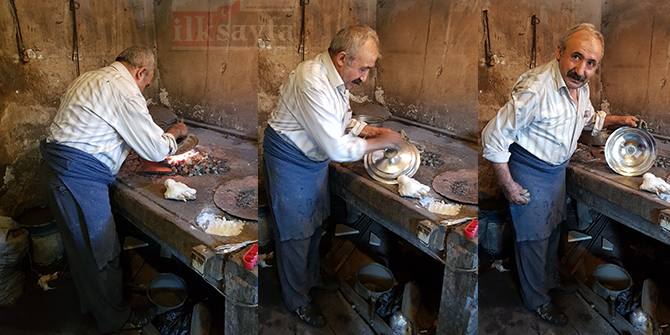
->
xmin=153 ymin=0 xmax=258 ymax=135
xmin=600 ymin=0 xmax=670 ymax=136
xmin=0 ymin=0 xmax=157 ymax=217
xmin=477 ymin=0 xmax=602 ymax=199
xmin=257 ymin=0 xmax=378 ymax=141
xmin=376 ymin=0 xmax=478 ymax=138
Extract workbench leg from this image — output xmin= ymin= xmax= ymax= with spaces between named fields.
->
xmin=224 ymin=246 xmax=258 ymax=335
xmin=436 ymin=229 xmax=478 ymax=335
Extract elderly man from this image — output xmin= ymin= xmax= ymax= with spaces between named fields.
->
xmin=482 ymin=23 xmax=637 ymax=326
xmin=39 ymin=46 xmax=187 ymax=333
xmin=263 ymin=25 xmax=402 ymax=327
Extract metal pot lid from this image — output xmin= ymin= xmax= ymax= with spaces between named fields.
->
xmin=364 ymin=140 xmax=420 ymax=184
xmin=604 ymin=126 xmax=657 ymax=176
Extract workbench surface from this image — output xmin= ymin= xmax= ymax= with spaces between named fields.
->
xmin=111 ymin=124 xmax=259 ymax=289
xmin=567 ymin=155 xmax=670 ymax=245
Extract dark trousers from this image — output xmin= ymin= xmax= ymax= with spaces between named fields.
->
xmin=39 ymin=161 xmax=131 ymax=333
xmin=272 ymin=224 xmax=322 ymax=312
xmin=514 ymin=224 xmax=561 ymax=310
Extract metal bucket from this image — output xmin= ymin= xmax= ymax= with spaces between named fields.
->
xmin=147 ymin=273 xmax=188 ymax=314
xmin=16 ymin=207 xmax=64 ymax=268
xmin=355 ymin=263 xmax=395 ymax=325
xmin=593 ymin=264 xmax=632 ymax=320
xmin=480 ymin=208 xmax=512 ymax=257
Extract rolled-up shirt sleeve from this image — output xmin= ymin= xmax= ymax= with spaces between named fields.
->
xmin=114 ymin=94 xmax=178 ymax=162
xmin=481 ymin=88 xmax=539 ymax=163
xmin=346 ymin=117 xmax=367 ymax=137
xmin=294 ymin=86 xmax=367 ymax=162
xmin=583 ymin=101 xmax=607 ymax=136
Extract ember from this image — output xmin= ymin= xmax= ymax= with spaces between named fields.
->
xmin=418 ymin=148 xmax=445 ymax=167
xmin=166 ymin=150 xmax=231 ymax=177
xmin=235 ymin=188 xmax=256 ymax=209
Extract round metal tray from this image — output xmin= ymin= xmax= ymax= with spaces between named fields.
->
xmin=364 ymin=140 xmax=420 ymax=184
xmin=604 ymin=127 xmax=656 ymax=176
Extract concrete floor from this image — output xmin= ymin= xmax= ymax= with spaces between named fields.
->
xmin=0 ymin=221 xmax=224 ymax=335
xmin=478 ymin=247 xmax=619 ymax=335
xmin=257 ymin=254 xmax=375 ymax=335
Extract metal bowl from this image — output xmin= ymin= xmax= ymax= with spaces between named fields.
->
xmin=364 ymin=140 xmax=420 ymax=184
xmin=604 ymin=127 xmax=656 ymax=176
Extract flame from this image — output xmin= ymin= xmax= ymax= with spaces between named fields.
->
xmin=167 ymin=149 xmax=198 ymax=164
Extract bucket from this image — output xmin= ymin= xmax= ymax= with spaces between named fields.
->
xmin=147 ymin=273 xmax=188 ymax=314
xmin=480 ymin=208 xmax=512 ymax=257
xmin=355 ymin=263 xmax=395 ymax=325
xmin=258 ymin=205 xmax=273 ymax=247
xmin=592 ymin=264 xmax=632 ymax=320
xmin=15 ymin=207 xmax=64 ymax=268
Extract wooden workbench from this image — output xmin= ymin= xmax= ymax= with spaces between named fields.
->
xmin=328 ymin=118 xmax=478 ymax=335
xmin=111 ymin=123 xmax=258 ymax=335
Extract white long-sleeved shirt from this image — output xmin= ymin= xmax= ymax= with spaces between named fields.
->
xmin=47 ymin=62 xmax=177 ymax=174
xmin=268 ymin=51 xmax=367 ymax=162
xmin=482 ymin=59 xmax=606 ymax=165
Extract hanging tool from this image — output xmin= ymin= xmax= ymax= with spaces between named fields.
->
xmin=299 ymin=0 xmax=309 ymax=61
xmin=9 ymin=0 xmax=29 ymax=63
xmin=70 ymin=0 xmax=81 ymax=77
xmin=483 ymin=10 xmax=494 ymax=67
xmin=529 ymin=15 xmax=540 ymax=69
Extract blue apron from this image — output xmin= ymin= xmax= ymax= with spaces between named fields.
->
xmin=263 ymin=126 xmax=330 ymax=241
xmin=508 ymin=143 xmax=569 ymax=242
xmin=39 ymin=140 xmax=119 ymax=270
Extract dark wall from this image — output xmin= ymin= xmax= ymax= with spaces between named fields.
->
xmin=601 ymin=0 xmax=670 ymax=136
xmin=376 ymin=0 xmax=478 ymax=137
xmin=0 ymin=0 xmax=157 ymax=217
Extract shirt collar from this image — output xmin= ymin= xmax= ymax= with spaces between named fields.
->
xmin=318 ymin=51 xmax=346 ymax=93
xmin=110 ymin=61 xmax=141 ymax=94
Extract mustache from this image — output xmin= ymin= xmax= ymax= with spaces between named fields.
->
xmin=567 ymin=69 xmax=586 ymax=83
xmin=352 ymin=78 xmax=362 ymax=85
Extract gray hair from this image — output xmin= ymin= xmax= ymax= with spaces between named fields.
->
xmin=115 ymin=46 xmax=156 ymax=70
xmin=328 ymin=25 xmax=381 ymax=63
xmin=559 ymin=23 xmax=604 ymax=58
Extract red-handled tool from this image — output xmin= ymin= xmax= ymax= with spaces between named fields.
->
xmin=243 ymin=244 xmax=258 ymax=270
xmin=464 ymin=220 xmax=478 ymax=239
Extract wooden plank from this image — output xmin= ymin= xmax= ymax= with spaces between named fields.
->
xmin=225 ymin=245 xmax=258 ymax=335
xmin=437 ymin=228 xmax=477 ymax=335
xmin=554 ymin=293 xmax=618 ymax=335
xmin=315 ymin=292 xmax=375 ymax=335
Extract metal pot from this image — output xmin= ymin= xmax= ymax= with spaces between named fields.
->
xmin=592 ymin=264 xmax=632 ymax=321
xmin=605 ymin=120 xmax=657 ymax=176
xmin=579 ymin=129 xmax=610 ymax=146
xmin=364 ymin=140 xmax=420 ymax=184
xmin=355 ymin=263 xmax=395 ymax=325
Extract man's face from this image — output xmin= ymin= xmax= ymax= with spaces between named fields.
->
xmin=137 ymin=68 xmax=154 ymax=93
xmin=556 ymin=30 xmax=603 ymax=91
xmin=341 ymin=40 xmax=378 ymax=90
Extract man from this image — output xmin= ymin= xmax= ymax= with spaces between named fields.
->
xmin=39 ymin=46 xmax=188 ymax=333
xmin=263 ymin=25 xmax=403 ymax=327
xmin=481 ymin=23 xmax=637 ymax=326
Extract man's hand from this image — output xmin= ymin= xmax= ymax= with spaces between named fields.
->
xmin=500 ymin=180 xmax=531 ymax=206
xmin=491 ymin=162 xmax=530 ymax=206
xmin=364 ymin=129 xmax=404 ymax=153
xmin=604 ymin=115 xmax=638 ymax=128
xmin=166 ymin=119 xmax=188 ymax=139
xmin=359 ymin=125 xmax=382 ymax=138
